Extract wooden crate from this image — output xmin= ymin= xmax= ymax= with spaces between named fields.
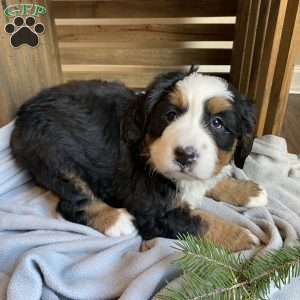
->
xmin=1 ymin=0 xmax=299 ymax=135
xmin=52 ymin=0 xmax=237 ymax=89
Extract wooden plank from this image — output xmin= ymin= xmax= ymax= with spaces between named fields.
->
xmin=56 ymin=24 xmax=235 ymax=44
xmin=59 ymin=41 xmax=233 ymax=49
xmin=53 ymin=0 xmax=238 ymax=19
xmin=62 ymin=71 xmax=163 ymax=88
xmin=0 ymin=1 xmax=62 ymax=126
xmin=63 ymin=70 xmax=230 ymax=89
xmin=60 ymin=48 xmax=232 ymax=65
xmin=62 ymin=65 xmax=230 ymax=88
xmin=264 ymin=0 xmax=300 ymax=135
xmin=62 ymin=64 xmax=231 ymax=73
xmin=230 ymin=0 xmax=252 ymax=90
xmin=251 ymin=0 xmax=289 ymax=136
xmin=231 ymin=0 xmax=300 ymax=136
xmin=247 ymin=0 xmax=273 ymax=101
xmin=55 ymin=17 xmax=237 ymax=26
xmin=281 ymin=94 xmax=300 ymax=154
xmin=239 ymin=0 xmax=261 ymax=94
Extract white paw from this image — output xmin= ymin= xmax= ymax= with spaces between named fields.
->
xmin=246 ymin=187 xmax=268 ymax=208
xmin=104 ymin=209 xmax=137 ymax=237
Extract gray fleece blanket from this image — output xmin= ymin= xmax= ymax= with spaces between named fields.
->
xmin=0 ymin=120 xmax=299 ymax=300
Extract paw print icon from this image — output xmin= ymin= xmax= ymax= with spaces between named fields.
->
xmin=4 ymin=16 xmax=45 ymax=48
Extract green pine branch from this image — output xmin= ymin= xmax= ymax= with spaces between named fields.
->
xmin=157 ymin=234 xmax=300 ymax=300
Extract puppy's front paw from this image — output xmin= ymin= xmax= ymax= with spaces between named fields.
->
xmin=245 ymin=184 xmax=268 ymax=208
xmin=210 ymin=224 xmax=260 ymax=252
xmin=206 ymin=178 xmax=268 ymax=207
xmin=104 ymin=209 xmax=137 ymax=237
xmin=229 ymin=227 xmax=260 ymax=251
xmin=198 ymin=211 xmax=260 ymax=252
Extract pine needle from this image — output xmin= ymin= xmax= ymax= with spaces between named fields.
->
xmin=157 ymin=234 xmax=300 ymax=300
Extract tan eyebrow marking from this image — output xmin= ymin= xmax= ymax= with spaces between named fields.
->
xmin=207 ymin=97 xmax=233 ymax=114
xmin=169 ymin=87 xmax=188 ymax=110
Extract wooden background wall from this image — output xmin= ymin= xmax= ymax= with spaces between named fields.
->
xmin=1 ymin=0 xmax=299 ymax=135
xmin=52 ymin=0 xmax=238 ymax=89
xmin=0 ymin=0 xmax=62 ymax=126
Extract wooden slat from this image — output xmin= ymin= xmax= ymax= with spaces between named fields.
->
xmin=53 ymin=0 xmax=238 ymax=19
xmin=62 ymin=65 xmax=231 ymax=73
xmin=239 ymin=0 xmax=261 ymax=94
xmin=230 ymin=0 xmax=262 ymax=94
xmin=63 ymin=72 xmax=230 ymax=89
xmin=251 ymin=0 xmax=289 ymax=136
xmin=60 ymin=48 xmax=232 ymax=65
xmin=264 ymin=0 xmax=300 ymax=135
xmin=62 ymin=71 xmax=162 ymax=88
xmin=281 ymin=95 xmax=300 ymax=154
xmin=55 ymin=17 xmax=236 ymax=26
xmin=230 ymin=0 xmax=252 ymax=90
xmin=59 ymin=41 xmax=233 ymax=49
xmin=232 ymin=0 xmax=295 ymax=136
xmin=56 ymin=24 xmax=235 ymax=44
xmin=62 ymin=65 xmax=230 ymax=89
xmin=247 ymin=0 xmax=273 ymax=101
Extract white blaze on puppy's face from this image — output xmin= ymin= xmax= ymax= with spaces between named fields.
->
xmin=149 ymin=73 xmax=234 ymax=181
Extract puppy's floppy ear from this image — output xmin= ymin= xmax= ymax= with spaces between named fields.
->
xmin=143 ymin=71 xmax=187 ymax=125
xmin=123 ymin=71 xmax=187 ymax=146
xmin=188 ymin=65 xmax=199 ymax=74
xmin=232 ymin=90 xmax=256 ymax=169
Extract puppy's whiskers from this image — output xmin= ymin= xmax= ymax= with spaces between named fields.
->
xmin=146 ymin=161 xmax=158 ymax=177
xmin=149 ymin=167 xmax=158 ymax=177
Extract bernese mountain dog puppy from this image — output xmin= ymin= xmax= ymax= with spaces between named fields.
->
xmin=11 ymin=69 xmax=268 ymax=251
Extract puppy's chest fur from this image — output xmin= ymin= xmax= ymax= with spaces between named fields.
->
xmin=177 ymin=165 xmax=232 ymax=209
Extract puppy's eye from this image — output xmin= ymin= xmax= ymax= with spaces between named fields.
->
xmin=166 ymin=111 xmax=177 ymax=122
xmin=210 ymin=117 xmax=224 ymax=129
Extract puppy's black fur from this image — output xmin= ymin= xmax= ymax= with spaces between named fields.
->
xmin=11 ymin=73 xmax=255 ymax=240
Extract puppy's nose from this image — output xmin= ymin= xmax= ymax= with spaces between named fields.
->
xmin=174 ymin=146 xmax=198 ymax=167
